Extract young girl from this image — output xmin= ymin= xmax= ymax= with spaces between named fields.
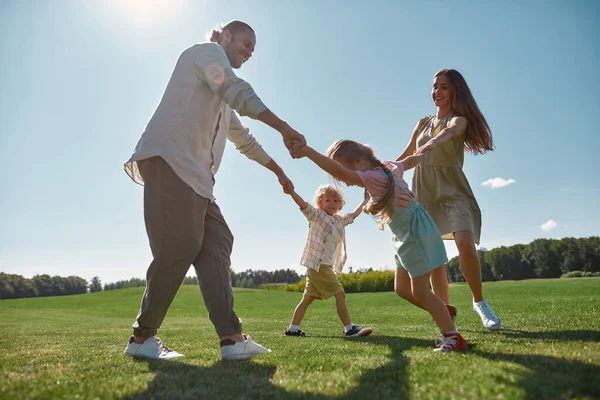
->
xmin=397 ymin=69 xmax=500 ymax=330
xmin=291 ymin=140 xmax=467 ymax=352
xmin=284 ymin=184 xmax=373 ymax=338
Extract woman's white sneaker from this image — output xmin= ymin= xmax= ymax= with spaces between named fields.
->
xmin=473 ymin=300 xmax=501 ymax=330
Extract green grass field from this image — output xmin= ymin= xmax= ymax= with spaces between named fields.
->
xmin=1 ymin=278 xmax=599 ymax=400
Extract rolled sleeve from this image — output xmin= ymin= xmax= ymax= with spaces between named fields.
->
xmin=194 ymin=43 xmax=268 ymax=118
xmin=227 ymin=112 xmax=271 ymax=165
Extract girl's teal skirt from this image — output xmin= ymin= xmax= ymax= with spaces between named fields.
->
xmin=389 ymin=200 xmax=448 ymax=278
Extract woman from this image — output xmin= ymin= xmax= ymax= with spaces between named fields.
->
xmin=397 ymin=69 xmax=501 ymax=330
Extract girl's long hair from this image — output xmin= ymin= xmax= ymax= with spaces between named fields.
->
xmin=326 ymin=140 xmax=395 ymax=230
xmin=435 ymin=69 xmax=494 ymax=154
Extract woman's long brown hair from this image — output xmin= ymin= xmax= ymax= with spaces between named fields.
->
xmin=435 ymin=69 xmax=494 ymax=154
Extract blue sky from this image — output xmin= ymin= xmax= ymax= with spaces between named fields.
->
xmin=1 ymin=0 xmax=598 ymax=284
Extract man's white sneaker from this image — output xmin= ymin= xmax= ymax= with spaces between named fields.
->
xmin=123 ymin=336 xmax=184 ymax=359
xmin=473 ymin=300 xmax=501 ymax=330
xmin=220 ymin=336 xmax=271 ymax=361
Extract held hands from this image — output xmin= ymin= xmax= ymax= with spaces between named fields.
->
xmin=281 ymin=126 xmax=307 ymax=159
xmin=399 ymin=152 xmax=426 ymax=170
xmin=290 ymin=140 xmax=308 ymax=156
xmin=278 ymin=173 xmax=294 ymax=194
xmin=414 ymin=139 xmax=437 ymax=155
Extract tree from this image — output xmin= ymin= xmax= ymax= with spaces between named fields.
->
xmin=478 ymin=248 xmax=496 ymax=282
xmin=522 ymin=239 xmax=562 ymax=278
xmin=89 ymin=276 xmax=102 ymax=293
xmin=445 ymin=257 xmax=464 ymax=283
xmin=0 ymin=273 xmax=16 ymax=299
xmin=485 ymin=246 xmax=530 ymax=280
xmin=103 ymin=278 xmax=146 ymax=291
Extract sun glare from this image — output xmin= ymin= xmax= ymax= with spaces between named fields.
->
xmin=108 ymin=0 xmax=185 ymax=29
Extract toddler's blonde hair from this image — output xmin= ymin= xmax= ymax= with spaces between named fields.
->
xmin=313 ymin=184 xmax=345 ymax=211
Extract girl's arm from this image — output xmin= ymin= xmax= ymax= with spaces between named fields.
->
xmin=398 ymin=153 xmax=425 ymax=171
xmin=288 ymin=190 xmax=309 ymax=210
xmin=396 ymin=119 xmax=426 ymax=161
xmin=295 ymin=145 xmax=364 ymax=187
xmin=414 ymin=116 xmax=467 ymax=155
xmin=350 ymin=190 xmax=370 ymax=219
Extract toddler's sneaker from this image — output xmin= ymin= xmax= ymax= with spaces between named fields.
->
xmin=123 ymin=336 xmax=184 ymax=359
xmin=473 ymin=300 xmax=501 ymax=330
xmin=433 ymin=333 xmax=468 ymax=352
xmin=285 ymin=328 xmax=307 ymax=337
xmin=220 ymin=336 xmax=271 ymax=360
xmin=343 ymin=325 xmax=373 ymax=337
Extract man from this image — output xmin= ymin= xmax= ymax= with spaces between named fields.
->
xmin=123 ymin=20 xmax=306 ymax=360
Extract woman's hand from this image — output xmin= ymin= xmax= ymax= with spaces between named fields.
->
xmin=414 ymin=139 xmax=437 ymax=155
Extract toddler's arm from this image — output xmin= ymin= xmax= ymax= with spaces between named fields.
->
xmin=288 ymin=190 xmax=309 ymax=210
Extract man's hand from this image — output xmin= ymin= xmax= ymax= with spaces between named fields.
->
xmin=282 ymin=126 xmax=306 ymax=159
xmin=255 ymin=109 xmax=307 ymax=158
xmin=290 ymin=140 xmax=309 ymax=156
xmin=278 ymin=173 xmax=294 ymax=194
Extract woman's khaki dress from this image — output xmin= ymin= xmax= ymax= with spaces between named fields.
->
xmin=412 ymin=114 xmax=481 ymax=244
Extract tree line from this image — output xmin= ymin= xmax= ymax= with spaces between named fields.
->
xmin=1 ymin=237 xmax=597 ymax=299
xmin=0 ymin=273 xmax=88 ymax=299
xmin=98 ymin=268 xmax=301 ymax=291
xmin=446 ymin=237 xmax=600 ymax=282
xmin=0 ymin=268 xmax=302 ymax=299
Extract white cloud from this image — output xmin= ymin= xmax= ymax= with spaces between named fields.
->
xmin=541 ymin=219 xmax=557 ymax=232
xmin=481 ymin=177 xmax=516 ymax=189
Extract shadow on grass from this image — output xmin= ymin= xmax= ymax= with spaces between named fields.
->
xmin=121 ymin=358 xmax=333 ymax=400
xmin=119 ymin=336 xmax=431 ymax=400
xmin=340 ymin=336 xmax=432 ymax=400
xmin=472 ymin=349 xmax=600 ymax=400
xmin=496 ymin=329 xmax=600 ymax=343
